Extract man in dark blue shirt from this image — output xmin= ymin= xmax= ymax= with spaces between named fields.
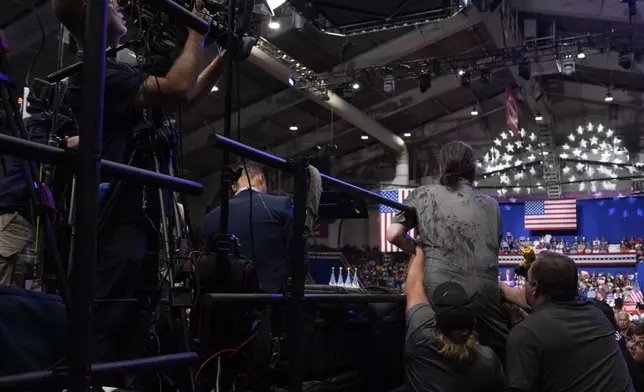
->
xmin=51 ymin=0 xmax=226 ymax=362
xmin=204 ymin=165 xmax=293 ymax=293
xmin=505 ymin=252 xmax=633 ymax=392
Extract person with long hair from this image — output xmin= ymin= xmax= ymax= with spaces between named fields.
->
xmin=387 ymin=141 xmax=509 ymax=360
xmin=405 ymin=245 xmax=506 ymax=391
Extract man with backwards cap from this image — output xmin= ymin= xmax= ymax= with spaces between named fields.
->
xmin=404 ymin=245 xmax=506 ymax=392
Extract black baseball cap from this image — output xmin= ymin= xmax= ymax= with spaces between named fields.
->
xmin=431 ymin=282 xmax=475 ymax=332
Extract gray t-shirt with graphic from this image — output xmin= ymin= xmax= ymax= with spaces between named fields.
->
xmin=394 ymin=179 xmax=508 ymax=358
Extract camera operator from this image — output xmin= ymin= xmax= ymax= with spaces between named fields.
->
xmin=203 ymin=165 xmax=294 ymax=293
xmin=0 ymin=121 xmax=78 ymax=289
xmin=404 ymin=244 xmax=506 ymax=392
xmin=386 ymin=141 xmax=508 ymax=361
xmin=51 ymin=0 xmax=226 ymax=362
xmin=505 ymin=252 xmax=633 ymax=392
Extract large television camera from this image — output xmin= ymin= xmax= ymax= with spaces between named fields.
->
xmin=118 ymin=0 xmax=271 ymax=73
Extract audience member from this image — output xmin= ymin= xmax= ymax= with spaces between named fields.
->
xmin=629 ymin=325 xmax=644 ymax=375
xmin=505 ymin=252 xmax=633 ymax=392
xmin=619 ymin=311 xmax=637 ymax=340
xmin=404 ymin=246 xmax=506 ymax=392
xmin=387 ymin=141 xmax=508 ymax=360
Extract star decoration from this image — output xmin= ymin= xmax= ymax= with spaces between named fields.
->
xmin=494 ymin=138 xmax=502 ymax=146
xmin=573 ymin=148 xmax=582 ymax=157
xmin=529 ymin=167 xmax=536 ymax=175
xmin=529 ymin=133 xmax=537 ymax=142
xmin=597 ymin=124 xmax=604 ymax=133
xmin=483 ymin=153 xmax=490 ymax=162
xmin=614 ymin=137 xmax=620 ymax=144
xmin=562 ymin=143 xmax=570 ymax=150
xmin=580 ymin=139 xmax=588 ymax=148
xmin=576 ymin=163 xmax=585 ymax=171
xmin=590 ymin=136 xmax=598 ymax=145
xmin=568 ymin=134 xmax=576 ymax=142
xmin=526 ymin=145 xmax=533 ymax=151
xmin=514 ymin=159 xmax=522 ymax=166
xmin=570 ymin=175 xmax=577 ymax=182
xmin=587 ymin=123 xmax=593 ymax=131
xmin=560 ymin=153 xmax=569 ymax=159
xmin=473 ymin=181 xmax=479 ymax=187
xmin=520 ymin=129 xmax=526 ymax=138
xmin=579 ymin=182 xmax=586 ymax=191
xmin=606 ymin=129 xmax=614 ymax=137
xmin=514 ymin=172 xmax=524 ymax=180
xmin=513 ymin=187 xmax=521 ymax=193
xmin=528 ymin=154 xmax=536 ymax=161
xmin=506 ymin=143 xmax=515 ymax=153
xmin=503 ymin=154 xmax=512 ymax=162
xmin=581 ymin=153 xmax=589 ymax=160
xmin=588 ymin=167 xmax=595 ymax=176
xmin=515 ymin=140 xmax=523 ymax=148
xmin=500 ymin=132 xmax=508 ymax=140
xmin=563 ymin=166 xmax=571 ymax=174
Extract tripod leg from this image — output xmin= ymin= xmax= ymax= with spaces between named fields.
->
xmin=153 ymin=152 xmax=196 ymax=392
xmin=67 ymin=175 xmax=78 ymax=277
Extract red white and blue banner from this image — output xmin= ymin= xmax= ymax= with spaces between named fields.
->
xmin=379 ymin=189 xmax=416 ymax=253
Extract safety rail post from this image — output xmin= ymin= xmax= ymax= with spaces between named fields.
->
xmin=68 ymin=0 xmax=108 ymax=390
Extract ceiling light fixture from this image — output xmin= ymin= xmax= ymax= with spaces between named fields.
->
xmin=361 ymin=135 xmax=369 ymax=140
xmin=471 ymin=105 xmax=479 ymax=116
xmin=211 ymin=85 xmax=219 ymax=92
xmin=403 ymin=132 xmax=411 ymax=137
xmin=535 ymin=113 xmax=543 ymax=121
xmin=268 ymin=20 xmax=281 ymax=29
xmin=289 ymin=124 xmax=299 ymax=131
xmin=605 ymin=92 xmax=613 ymax=102
xmin=352 ymin=83 xmax=360 ymax=90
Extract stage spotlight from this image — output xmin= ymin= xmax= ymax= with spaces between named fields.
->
xmin=460 ymin=71 xmax=471 ymax=86
xmin=518 ymin=59 xmax=531 ymax=81
xmin=480 ymin=70 xmax=491 ymax=84
xmin=383 ymin=75 xmax=396 ymax=93
xmin=418 ymin=71 xmax=431 ymax=93
xmin=471 ymin=105 xmax=479 ymax=116
xmin=535 ymin=113 xmax=543 ymax=122
xmin=559 ymin=55 xmax=576 ymax=76
xmin=619 ymin=51 xmax=632 ymax=70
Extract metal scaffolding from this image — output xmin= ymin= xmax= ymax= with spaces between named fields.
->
xmin=0 ymin=0 xmax=414 ymax=390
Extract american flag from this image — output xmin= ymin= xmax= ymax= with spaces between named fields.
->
xmin=630 ymin=280 xmax=643 ymax=304
xmin=379 ymin=189 xmax=416 ymax=253
xmin=524 ymin=199 xmax=577 ymax=231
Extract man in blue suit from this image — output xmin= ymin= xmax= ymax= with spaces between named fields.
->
xmin=204 ymin=165 xmax=294 ymax=293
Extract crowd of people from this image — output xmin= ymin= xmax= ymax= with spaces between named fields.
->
xmin=500 ymin=233 xmax=644 ymax=257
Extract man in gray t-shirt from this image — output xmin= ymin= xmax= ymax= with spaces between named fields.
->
xmin=405 ymin=245 xmax=506 ymax=392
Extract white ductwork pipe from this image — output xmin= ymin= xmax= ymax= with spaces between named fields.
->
xmin=248 ymin=46 xmax=409 ymax=184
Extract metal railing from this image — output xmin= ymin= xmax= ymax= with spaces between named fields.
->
xmin=210 ymin=134 xmax=413 ymax=392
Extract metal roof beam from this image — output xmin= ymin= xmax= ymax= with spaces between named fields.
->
xmin=508 ymin=0 xmax=644 ymax=26
xmin=332 ymin=94 xmax=506 ymax=174
xmin=333 ymin=11 xmax=481 ymax=72
xmin=473 ymin=7 xmax=552 ymax=123
xmin=270 ymin=69 xmax=499 ymax=158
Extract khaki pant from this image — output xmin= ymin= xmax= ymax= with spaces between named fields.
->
xmin=0 ymin=212 xmax=35 ymax=288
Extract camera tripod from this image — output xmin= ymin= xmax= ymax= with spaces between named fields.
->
xmin=0 ymin=32 xmax=71 ymax=305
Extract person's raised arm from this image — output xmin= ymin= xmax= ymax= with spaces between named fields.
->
xmin=406 ymin=245 xmax=428 ymax=311
xmin=183 ymin=47 xmax=227 ymax=111
xmin=386 ymin=223 xmax=417 ymax=255
xmin=134 ymin=1 xmax=209 ymax=108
